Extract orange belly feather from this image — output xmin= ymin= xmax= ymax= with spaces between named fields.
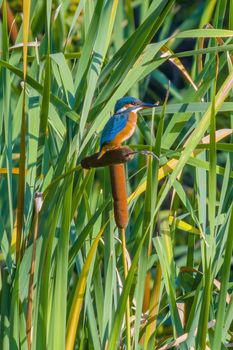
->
xmin=112 ymin=111 xmax=137 ymax=145
xmin=98 ymin=112 xmax=137 ymax=158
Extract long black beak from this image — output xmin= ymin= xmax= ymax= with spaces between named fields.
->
xmin=139 ymin=102 xmax=159 ymax=109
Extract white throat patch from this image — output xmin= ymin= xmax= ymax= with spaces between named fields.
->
xmin=115 ymin=106 xmax=127 ymax=113
xmin=131 ymin=106 xmax=143 ymax=113
xmin=116 ymin=106 xmax=142 ymax=114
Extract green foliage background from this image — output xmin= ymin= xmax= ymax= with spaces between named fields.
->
xmin=0 ymin=0 xmax=233 ymax=349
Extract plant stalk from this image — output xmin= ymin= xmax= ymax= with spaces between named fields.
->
xmin=26 ymin=193 xmax=43 ymax=349
xmin=119 ymin=227 xmax=131 ymax=350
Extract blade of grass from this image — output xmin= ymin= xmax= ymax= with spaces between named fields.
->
xmin=212 ymin=205 xmax=233 ymax=349
xmin=2 ymin=0 xmax=13 ymax=235
xmin=197 ymin=56 xmax=218 ymax=349
xmin=48 ymin=169 xmax=74 ymax=350
xmin=128 ymin=129 xmax=233 ymax=203
xmin=133 ymin=155 xmax=154 ymax=350
xmin=107 ymin=226 xmax=150 ymax=350
xmin=0 ymin=59 xmax=80 ymax=122
xmin=175 ymin=28 xmax=233 ymax=38
xmin=156 ymin=63 xmax=233 ymax=208
xmin=168 ymin=217 xmax=200 ymax=235
xmin=141 ymin=89 xmax=169 ymax=349
xmin=66 ymin=224 xmax=107 ymax=350
xmin=160 ymin=46 xmax=198 ymax=91
xmin=26 ymin=193 xmax=43 ymax=349
xmin=119 ymin=227 xmax=131 ymax=350
xmin=144 ymin=263 xmax=162 ymax=348
xmin=16 ymin=0 xmax=31 ymax=262
xmin=78 ymin=0 xmax=119 ymax=138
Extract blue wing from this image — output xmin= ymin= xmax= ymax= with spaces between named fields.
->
xmin=100 ymin=113 xmax=128 ymax=149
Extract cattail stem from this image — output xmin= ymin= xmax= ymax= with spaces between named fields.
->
xmin=82 ymin=151 xmax=132 ymax=347
xmin=109 ymin=164 xmax=130 ymax=347
xmin=119 ymin=228 xmax=131 ymax=350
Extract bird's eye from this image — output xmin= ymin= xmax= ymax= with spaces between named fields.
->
xmin=131 ymin=101 xmax=141 ymax=106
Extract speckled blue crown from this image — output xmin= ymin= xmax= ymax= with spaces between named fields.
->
xmin=114 ymin=96 xmax=141 ymax=113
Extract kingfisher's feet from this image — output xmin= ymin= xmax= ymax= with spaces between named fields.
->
xmin=128 ymin=149 xmax=160 ymax=161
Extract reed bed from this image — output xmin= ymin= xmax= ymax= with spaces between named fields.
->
xmin=0 ymin=1 xmax=233 ymax=349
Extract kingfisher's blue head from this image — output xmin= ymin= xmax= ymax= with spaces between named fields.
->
xmin=114 ymin=96 xmax=158 ymax=114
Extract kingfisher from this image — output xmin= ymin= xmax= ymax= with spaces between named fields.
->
xmin=99 ymin=96 xmax=158 ymax=158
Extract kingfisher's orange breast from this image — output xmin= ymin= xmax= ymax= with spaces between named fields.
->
xmin=112 ymin=112 xmax=137 ymax=145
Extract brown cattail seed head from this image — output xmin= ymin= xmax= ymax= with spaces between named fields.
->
xmin=109 ymin=164 xmax=128 ymax=229
xmin=81 ymin=147 xmax=134 ymax=169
